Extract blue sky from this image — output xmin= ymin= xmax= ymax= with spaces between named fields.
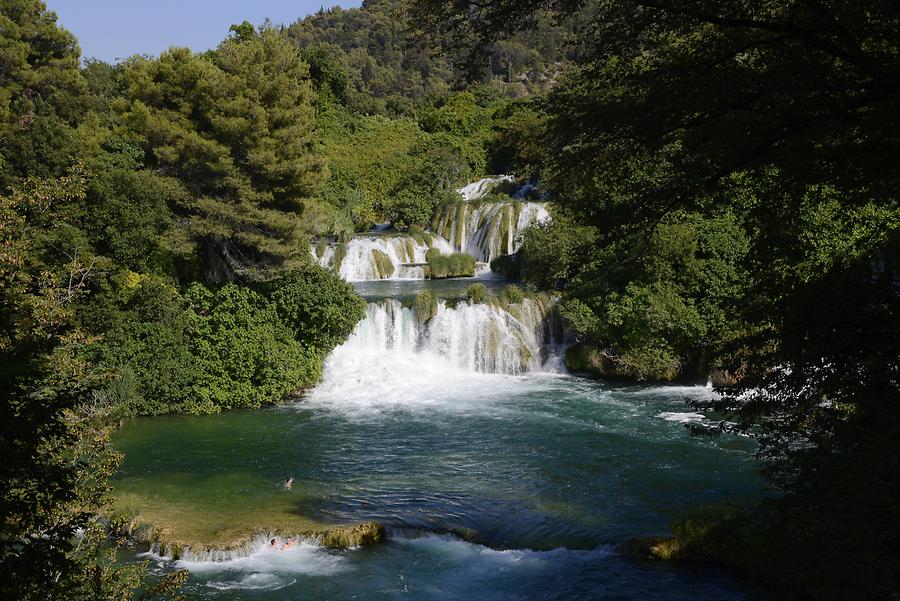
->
xmin=48 ymin=0 xmax=361 ymax=63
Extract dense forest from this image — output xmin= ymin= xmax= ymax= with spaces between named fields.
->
xmin=1 ymin=0 xmax=897 ymax=599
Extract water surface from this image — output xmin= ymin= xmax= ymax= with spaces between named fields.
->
xmin=116 ymin=374 xmax=767 ymax=600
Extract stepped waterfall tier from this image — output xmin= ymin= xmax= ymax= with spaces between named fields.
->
xmin=432 ymin=200 xmax=549 ymax=263
xmin=313 ymin=235 xmax=455 ymax=281
xmin=325 ymin=297 xmax=561 ymax=376
xmin=312 ymin=177 xmax=550 ymax=281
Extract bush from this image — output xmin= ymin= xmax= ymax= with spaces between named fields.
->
xmin=264 ymin=264 xmax=366 ymax=350
xmin=425 ymin=249 xmax=476 ymax=278
xmin=499 ymin=285 xmax=525 ymax=305
xmin=185 ymin=284 xmax=323 ymax=412
xmin=490 ymin=253 xmax=521 ymax=279
xmin=466 ymin=283 xmax=489 ymax=304
xmin=413 ymin=290 xmax=438 ymax=323
xmin=88 ymin=265 xmax=365 ymax=416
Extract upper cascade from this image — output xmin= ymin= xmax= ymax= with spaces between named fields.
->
xmin=312 ymin=177 xmax=550 ymax=281
xmin=313 ymin=234 xmax=454 ymax=281
xmin=432 ymin=201 xmax=549 ymax=263
xmin=456 ymin=175 xmax=516 ymax=201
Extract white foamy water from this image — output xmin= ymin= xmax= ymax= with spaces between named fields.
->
xmin=305 ymin=298 xmax=564 ymax=413
xmin=656 ymin=411 xmax=707 ymax=423
xmin=333 ymin=298 xmax=557 ymax=375
xmin=313 ymin=235 xmax=455 ymax=281
xmin=456 ymin=176 xmax=515 ymax=201
xmin=433 ymin=201 xmax=550 ymax=263
xmin=173 ymin=540 xmax=346 ymax=589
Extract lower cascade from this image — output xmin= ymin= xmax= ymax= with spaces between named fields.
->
xmin=331 ymin=298 xmax=562 ymax=376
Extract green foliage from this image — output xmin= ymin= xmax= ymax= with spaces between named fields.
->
xmin=413 ymin=289 xmax=438 ymax=323
xmin=117 ymin=24 xmax=324 ymax=281
xmin=0 ymin=0 xmax=86 ymax=186
xmin=498 ymin=285 xmax=524 ymax=305
xmin=265 ymin=263 xmax=365 ymax=350
xmin=466 ymin=283 xmax=489 ymax=304
xmin=286 ymin=0 xmax=570 ymax=107
xmin=489 ymin=253 xmax=521 ymax=280
xmin=314 ymin=103 xmax=477 ymax=233
xmin=86 ymin=265 xmax=364 ymax=416
xmin=425 ymin=248 xmax=476 ymax=279
xmin=0 ymin=166 xmax=149 ymax=599
xmin=183 ymin=283 xmax=322 ymax=413
xmin=301 ymin=44 xmax=350 ymax=103
xmin=519 ymin=210 xmax=597 ymax=291
xmin=82 ymin=168 xmax=182 ymax=272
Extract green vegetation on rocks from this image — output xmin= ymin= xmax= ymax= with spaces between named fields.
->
xmin=466 ymin=283 xmax=489 ymax=304
xmin=371 ymin=249 xmax=395 ymax=279
xmin=425 ymin=248 xmax=476 ymax=279
xmin=413 ymin=290 xmax=438 ymax=323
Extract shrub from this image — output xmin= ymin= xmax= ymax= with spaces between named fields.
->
xmin=264 ymin=264 xmax=366 ymax=350
xmin=490 ymin=253 xmax=521 ymax=280
xmin=413 ymin=290 xmax=438 ymax=323
xmin=425 ymin=249 xmax=476 ymax=278
xmin=499 ymin=285 xmax=525 ymax=305
xmin=466 ymin=283 xmax=489 ymax=304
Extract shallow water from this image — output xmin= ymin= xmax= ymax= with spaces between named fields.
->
xmin=115 ymin=370 xmax=767 ymax=599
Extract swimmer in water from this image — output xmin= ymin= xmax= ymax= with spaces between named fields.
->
xmin=270 ymin=538 xmax=277 ymax=548
xmin=282 ymin=537 xmax=296 ymax=550
xmin=284 ymin=477 xmax=293 ymax=489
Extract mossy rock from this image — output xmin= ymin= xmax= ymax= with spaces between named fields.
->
xmin=414 ymin=290 xmax=438 ymax=323
xmin=425 ymin=249 xmax=476 ymax=279
xmin=621 ymin=536 xmax=684 ymax=560
xmin=319 ymin=521 xmax=386 ymax=548
xmin=372 ymin=249 xmax=395 ymax=278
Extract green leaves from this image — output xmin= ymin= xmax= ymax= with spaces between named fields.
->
xmin=117 ymin=28 xmax=324 ymax=281
xmin=88 ymin=265 xmax=363 ymax=416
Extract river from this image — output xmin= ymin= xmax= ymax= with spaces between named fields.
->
xmin=113 ymin=275 xmax=768 ymax=600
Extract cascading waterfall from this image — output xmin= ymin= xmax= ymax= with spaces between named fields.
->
xmin=456 ymin=175 xmax=515 ymax=201
xmin=329 ymin=297 xmax=560 ymax=376
xmin=313 ymin=177 xmax=549 ymax=281
xmin=432 ymin=201 xmax=550 ymax=263
xmin=312 ymin=235 xmax=454 ymax=281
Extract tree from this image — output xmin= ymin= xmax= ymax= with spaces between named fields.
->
xmin=0 ymin=0 xmax=85 ymax=186
xmin=0 ymin=170 xmax=144 ymax=600
xmin=119 ymin=24 xmax=325 ymax=282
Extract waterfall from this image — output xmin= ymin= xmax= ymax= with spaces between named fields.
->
xmin=313 ymin=178 xmax=549 ymax=281
xmin=456 ymin=175 xmax=515 ymax=201
xmin=433 ymin=201 xmax=550 ymax=263
xmin=313 ymin=235 xmax=454 ymax=281
xmin=329 ymin=298 xmax=560 ymax=376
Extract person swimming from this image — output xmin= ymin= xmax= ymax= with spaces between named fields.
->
xmin=282 ymin=537 xmax=296 ymax=550
xmin=283 ymin=477 xmax=293 ymax=489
